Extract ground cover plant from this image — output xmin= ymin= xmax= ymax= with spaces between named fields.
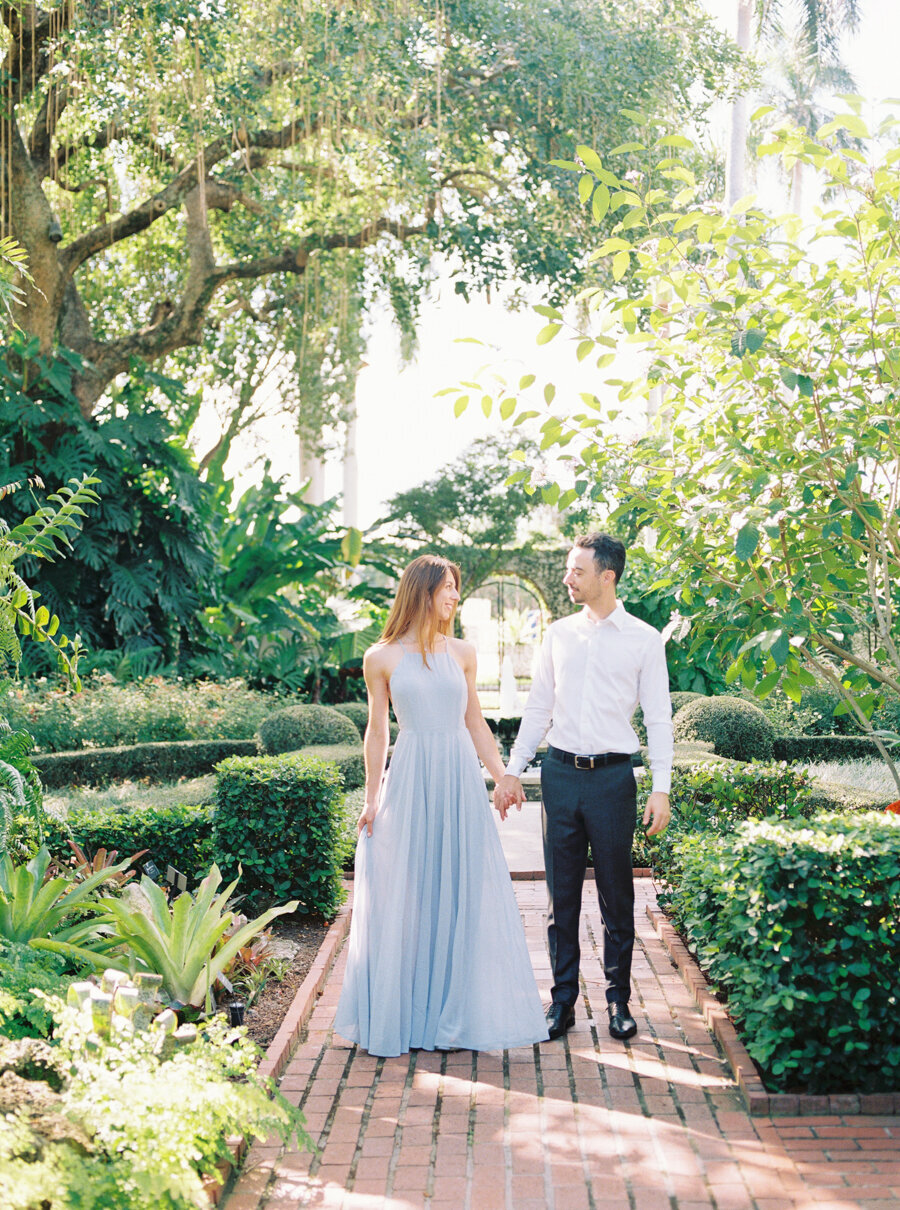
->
xmin=4 ymin=678 xmax=273 ymax=752
xmin=0 ymin=981 xmax=308 ymax=1210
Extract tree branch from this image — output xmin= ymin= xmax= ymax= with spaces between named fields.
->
xmin=2 ymin=2 xmax=74 ymax=103
xmin=64 ymin=211 xmax=432 ymax=411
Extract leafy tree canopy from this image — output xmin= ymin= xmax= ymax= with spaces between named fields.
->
xmin=479 ymin=107 xmax=900 ymax=789
xmin=3 ymin=0 xmax=741 ymax=459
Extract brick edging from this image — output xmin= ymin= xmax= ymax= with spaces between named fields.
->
xmin=208 ymin=892 xmax=353 ymax=1204
xmin=647 ymin=905 xmax=900 ymax=1117
xmin=259 ymin=895 xmax=353 ymax=1082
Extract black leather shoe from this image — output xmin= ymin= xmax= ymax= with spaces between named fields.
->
xmin=607 ymin=1002 xmax=637 ymax=1040
xmin=545 ymin=1002 xmax=575 ymax=1041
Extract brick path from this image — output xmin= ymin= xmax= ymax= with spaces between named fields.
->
xmin=225 ymin=881 xmax=900 ymax=1210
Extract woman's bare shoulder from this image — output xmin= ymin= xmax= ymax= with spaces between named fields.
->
xmin=448 ymin=635 xmax=476 ymax=664
xmin=364 ymin=640 xmax=401 ymax=673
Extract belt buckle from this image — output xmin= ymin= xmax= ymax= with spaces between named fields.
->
xmin=574 ymin=754 xmax=594 ymax=770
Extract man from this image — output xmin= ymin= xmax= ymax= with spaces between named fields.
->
xmin=494 ymin=533 xmax=672 ymax=1042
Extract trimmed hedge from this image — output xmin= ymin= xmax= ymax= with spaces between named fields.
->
xmin=647 ymin=760 xmax=815 ymax=891
xmin=668 ymin=812 xmax=900 ymax=1093
xmin=213 ymin=753 xmax=346 ymax=916
xmin=774 ymin=733 xmax=885 ymax=763
xmin=673 ymin=695 xmax=776 ymax=761
xmin=300 ymin=743 xmax=365 ymax=790
xmin=32 ymin=739 xmax=257 ymax=789
xmin=44 ymin=801 xmax=214 ymax=883
xmin=257 ymin=704 xmax=360 ymax=754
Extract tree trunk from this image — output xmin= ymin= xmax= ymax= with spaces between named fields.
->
xmin=725 ymin=0 xmax=754 ymax=210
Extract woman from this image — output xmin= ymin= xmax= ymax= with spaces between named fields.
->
xmin=333 ymin=555 xmax=548 ymax=1056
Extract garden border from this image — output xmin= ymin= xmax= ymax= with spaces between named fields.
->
xmin=647 ymin=905 xmax=900 ymax=1118
xmin=207 ymin=895 xmax=353 ymax=1206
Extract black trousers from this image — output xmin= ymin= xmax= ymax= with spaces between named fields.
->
xmin=540 ymin=755 xmax=637 ymax=1007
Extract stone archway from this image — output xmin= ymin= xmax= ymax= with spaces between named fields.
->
xmin=445 ymin=543 xmax=572 ymax=622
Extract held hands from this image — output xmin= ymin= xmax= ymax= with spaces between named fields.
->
xmin=643 ymin=791 xmax=671 ymax=837
xmin=493 ymin=774 xmax=525 ymax=821
xmin=357 ymin=799 xmax=378 ymax=837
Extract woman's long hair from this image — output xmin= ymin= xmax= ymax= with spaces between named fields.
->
xmin=380 ymin=555 xmax=461 ymax=661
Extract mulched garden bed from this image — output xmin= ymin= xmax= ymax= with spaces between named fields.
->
xmin=235 ymin=916 xmax=331 ymax=1050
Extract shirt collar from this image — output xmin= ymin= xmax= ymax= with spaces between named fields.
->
xmin=580 ymin=601 xmax=626 ymax=630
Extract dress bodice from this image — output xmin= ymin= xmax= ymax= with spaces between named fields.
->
xmin=389 ymin=648 xmax=467 ymax=733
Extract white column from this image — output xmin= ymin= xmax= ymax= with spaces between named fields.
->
xmin=342 ymin=408 xmax=359 ymax=529
xmin=299 ymin=436 xmax=325 ymax=505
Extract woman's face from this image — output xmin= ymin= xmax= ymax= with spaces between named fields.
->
xmin=431 ymin=572 xmax=460 ymax=622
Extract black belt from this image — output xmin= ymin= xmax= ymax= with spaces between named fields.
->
xmin=546 ymin=745 xmax=630 ymax=770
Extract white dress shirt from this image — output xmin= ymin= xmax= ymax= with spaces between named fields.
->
xmin=506 ymin=602 xmax=674 ymax=794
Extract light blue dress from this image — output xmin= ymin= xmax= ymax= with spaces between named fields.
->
xmin=334 ymin=645 xmax=548 ymax=1056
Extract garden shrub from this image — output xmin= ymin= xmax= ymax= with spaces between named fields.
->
xmin=2 ymin=678 xmax=275 ymax=752
xmin=673 ymin=695 xmax=776 ymax=761
xmin=300 ymin=744 xmax=365 ymax=790
xmin=44 ymin=802 xmax=214 ymax=883
xmin=631 ymin=691 xmax=707 ymax=745
xmin=774 ymin=734 xmax=884 ymax=763
xmin=647 ymin=760 xmax=815 ymax=891
xmin=257 ymin=703 xmax=361 ymax=755
xmin=213 ymin=753 xmax=346 ymax=915
xmin=332 ymin=701 xmax=399 ymax=743
xmin=338 ymin=787 xmax=365 ymax=870
xmin=32 ymin=739 xmax=257 ymax=788
xmin=331 ymin=702 xmax=368 ymax=737
xmin=667 ymin=812 xmax=900 ymax=1093
xmin=0 ymin=944 xmax=72 ymax=1039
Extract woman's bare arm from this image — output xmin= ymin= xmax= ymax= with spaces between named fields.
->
xmin=458 ymin=639 xmax=506 ymax=784
xmin=359 ymin=645 xmax=392 ymax=836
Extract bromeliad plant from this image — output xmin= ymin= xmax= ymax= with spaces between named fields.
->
xmin=99 ymin=865 xmax=298 ymax=1011
xmin=0 ymin=845 xmax=131 ymax=970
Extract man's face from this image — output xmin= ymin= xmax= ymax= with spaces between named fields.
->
xmin=563 ymin=546 xmax=610 ymax=602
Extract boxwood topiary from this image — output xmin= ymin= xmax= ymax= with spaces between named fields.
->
xmin=257 ymin=704 xmax=361 ymax=755
xmin=330 ymin=701 xmax=400 ymax=744
xmin=672 ymin=695 xmax=775 ymax=761
xmin=631 ymin=691 xmax=707 ymax=745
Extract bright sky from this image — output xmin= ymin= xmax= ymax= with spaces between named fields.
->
xmin=210 ymin=0 xmax=900 ymax=531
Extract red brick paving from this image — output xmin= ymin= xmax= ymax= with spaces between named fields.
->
xmin=224 ymin=882 xmax=900 ymax=1210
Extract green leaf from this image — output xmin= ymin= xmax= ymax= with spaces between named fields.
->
xmin=797 ymin=374 xmax=814 ymax=397
xmin=537 ymin=324 xmax=562 ymax=345
xmin=340 ymin=527 xmax=363 ymax=567
xmin=735 ymin=524 xmax=760 ymax=562
xmin=453 ymin=395 xmax=469 ymax=417
xmin=612 ymin=250 xmax=630 ymax=282
xmin=576 ymin=144 xmax=604 ymax=175
xmin=592 ymin=184 xmax=610 ymax=222
xmin=779 ymin=367 xmax=798 ymax=391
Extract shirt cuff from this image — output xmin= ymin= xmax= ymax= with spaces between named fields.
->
xmin=651 ymin=771 xmax=672 ymax=795
xmin=505 ymin=756 xmax=528 ymax=779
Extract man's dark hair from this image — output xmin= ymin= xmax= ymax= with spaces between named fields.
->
xmin=573 ymin=532 xmax=626 ymax=584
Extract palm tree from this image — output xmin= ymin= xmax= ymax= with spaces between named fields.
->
xmin=725 ymin=0 xmax=861 ymax=208
xmin=757 ymin=26 xmax=857 ymax=211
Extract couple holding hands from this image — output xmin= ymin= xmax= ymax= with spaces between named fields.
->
xmin=334 ymin=532 xmax=673 ymax=1057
